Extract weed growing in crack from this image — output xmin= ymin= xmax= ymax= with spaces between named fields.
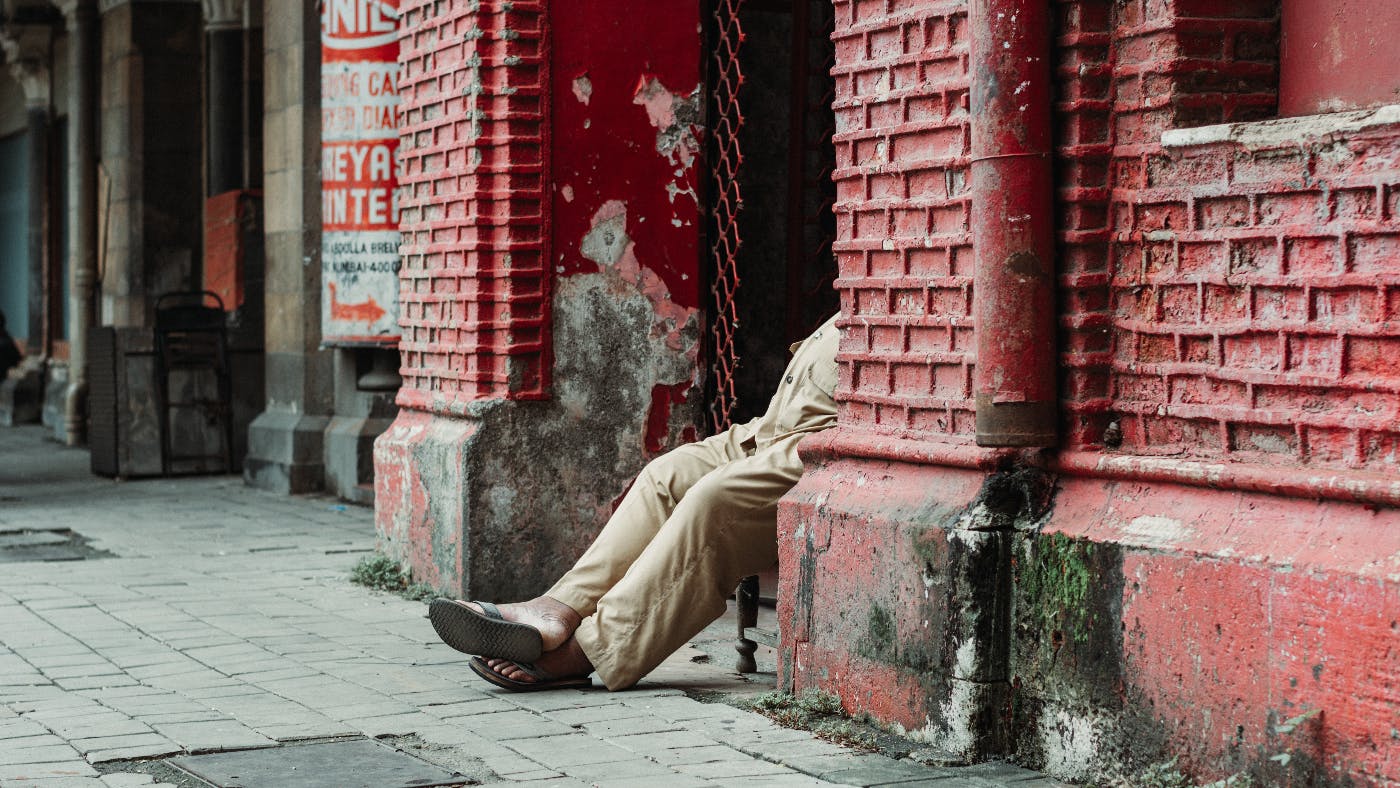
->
xmin=350 ymin=554 xmax=436 ymax=602
xmin=1086 ymin=758 xmax=1255 ymax=788
xmin=812 ymin=718 xmax=879 ymax=750
xmin=746 ymin=689 xmax=877 ymax=751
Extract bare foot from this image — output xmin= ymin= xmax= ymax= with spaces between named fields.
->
xmin=483 ymin=636 xmax=593 ymax=684
xmin=466 ymin=596 xmax=581 ymax=653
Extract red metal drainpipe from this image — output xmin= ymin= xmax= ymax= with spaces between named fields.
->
xmin=969 ymin=0 xmax=1057 ymax=447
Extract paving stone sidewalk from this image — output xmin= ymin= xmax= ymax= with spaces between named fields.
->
xmin=0 ymin=426 xmax=1064 ymax=787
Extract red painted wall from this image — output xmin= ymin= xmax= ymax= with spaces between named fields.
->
xmin=1280 ymin=0 xmax=1400 ymax=116
xmin=379 ymin=0 xmax=707 ymax=599
xmin=549 ymin=2 xmax=702 ymax=312
xmin=548 ymin=0 xmax=705 ymax=445
xmin=783 ymin=0 xmax=1400 ymax=783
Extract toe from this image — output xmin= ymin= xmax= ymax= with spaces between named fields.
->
xmin=501 ymin=662 xmax=536 ymax=683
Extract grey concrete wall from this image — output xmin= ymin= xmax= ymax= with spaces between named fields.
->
xmin=243 ymin=0 xmax=331 ymax=493
xmin=324 ymin=348 xmax=396 ymax=504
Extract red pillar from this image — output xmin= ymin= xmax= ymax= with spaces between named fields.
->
xmin=969 ymin=0 xmax=1056 ymax=447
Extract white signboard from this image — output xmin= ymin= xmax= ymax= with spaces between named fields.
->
xmin=321 ymin=0 xmax=401 ymax=345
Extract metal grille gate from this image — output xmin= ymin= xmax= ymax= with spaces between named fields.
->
xmin=707 ymin=0 xmax=747 ymax=434
xmin=707 ymin=0 xmax=838 ymax=434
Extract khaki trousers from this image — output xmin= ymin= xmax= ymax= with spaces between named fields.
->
xmin=547 ymin=422 xmax=808 ymax=690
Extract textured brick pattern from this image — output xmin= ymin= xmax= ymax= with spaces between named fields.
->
xmin=1056 ymin=0 xmax=1279 ymax=450
xmin=1110 ymin=0 xmax=1277 ymax=148
xmin=1098 ymin=1 xmax=1400 ymax=472
xmin=831 ymin=0 xmax=975 ymax=438
xmin=1055 ymin=0 xmax=1116 ymax=448
xmin=1111 ymin=129 xmax=1400 ymax=471
xmin=396 ymin=0 xmax=549 ymax=412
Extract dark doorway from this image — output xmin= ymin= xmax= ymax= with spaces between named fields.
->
xmin=0 ymin=129 xmax=31 ymax=349
xmin=705 ymin=0 xmax=839 ymax=431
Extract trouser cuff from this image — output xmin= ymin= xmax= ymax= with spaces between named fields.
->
xmin=574 ymin=617 xmax=632 ymax=691
xmin=545 ymin=578 xmax=598 ymax=619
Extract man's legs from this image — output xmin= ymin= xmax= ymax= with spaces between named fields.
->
xmin=452 ymin=422 xmax=756 ymax=653
xmin=572 ymin=434 xmax=807 ymax=689
xmin=546 ymin=424 xmax=753 ymax=616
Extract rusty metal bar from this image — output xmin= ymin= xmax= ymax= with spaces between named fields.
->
xmin=707 ymin=0 xmax=746 ymax=433
xmin=969 ymin=0 xmax=1056 ymax=447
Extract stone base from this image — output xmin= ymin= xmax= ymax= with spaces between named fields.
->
xmin=228 ymin=350 xmax=266 ymax=472
xmin=375 ymin=395 xmax=698 ymax=598
xmin=324 ymin=414 xmax=393 ymax=506
xmin=778 ymin=441 xmax=1400 ymax=786
xmin=777 ymin=454 xmax=1020 ymax=763
xmin=41 ymin=361 xmax=69 ymax=439
xmin=243 ymin=410 xmax=329 ymax=494
xmin=374 ymin=409 xmax=478 ymax=597
xmin=1016 ymin=478 xmax=1400 ymax=786
xmin=0 ymin=356 xmax=45 ymax=426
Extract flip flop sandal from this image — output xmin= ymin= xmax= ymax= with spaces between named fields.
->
xmin=469 ymin=656 xmax=592 ymax=693
xmin=429 ymin=599 xmax=544 ymax=663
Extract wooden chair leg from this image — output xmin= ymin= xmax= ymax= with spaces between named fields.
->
xmin=735 ymin=574 xmax=759 ymax=673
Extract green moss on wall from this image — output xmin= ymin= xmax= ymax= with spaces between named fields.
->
xmin=1020 ymin=533 xmax=1098 ymax=645
xmin=858 ymin=602 xmax=898 ymax=663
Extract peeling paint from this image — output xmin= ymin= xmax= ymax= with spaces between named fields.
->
xmin=664 ymin=180 xmax=699 ymax=207
xmin=580 ymin=200 xmax=631 ymax=267
xmin=581 ymin=201 xmax=697 ymax=352
xmin=1123 ymin=514 xmax=1194 ymax=548
xmin=923 ymin=679 xmax=978 ymax=755
xmin=1037 ymin=709 xmax=1106 ymax=781
xmin=571 ymin=73 xmax=592 ymax=105
xmin=457 ymin=276 xmax=702 ymax=597
xmin=645 ymin=381 xmax=697 ymax=454
xmin=632 ymin=75 xmax=703 ymax=169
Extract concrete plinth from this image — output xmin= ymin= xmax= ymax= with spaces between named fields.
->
xmin=778 ymin=451 xmax=1038 ymax=763
xmin=244 ymin=411 xmax=328 ymax=494
xmin=778 ymin=438 xmax=1400 ymax=785
xmin=376 ymin=401 xmax=638 ymax=600
xmin=324 ymin=415 xmax=392 ymax=506
xmin=40 ymin=360 xmax=67 ymax=436
xmin=374 ymin=410 xmax=476 ymax=597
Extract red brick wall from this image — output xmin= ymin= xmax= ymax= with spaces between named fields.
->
xmin=832 ymin=0 xmax=1290 ymax=452
xmin=1055 ymin=0 xmax=1279 ymax=451
xmin=832 ymin=0 xmax=975 ymax=439
xmin=1055 ymin=0 xmax=1115 ymax=448
xmin=815 ymin=0 xmax=1400 ymax=484
xmin=396 ymin=0 xmax=549 ymax=412
xmin=1111 ymin=126 xmax=1400 ymax=470
xmin=1099 ymin=1 xmax=1400 ymax=473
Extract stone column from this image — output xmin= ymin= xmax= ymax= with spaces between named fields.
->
xmin=243 ymin=0 xmax=330 ymax=492
xmin=57 ymin=0 xmax=99 ymax=446
xmin=0 ymin=24 xmax=53 ymax=352
xmin=98 ymin=0 xmax=203 ymax=329
xmin=203 ymin=0 xmax=244 ymax=195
